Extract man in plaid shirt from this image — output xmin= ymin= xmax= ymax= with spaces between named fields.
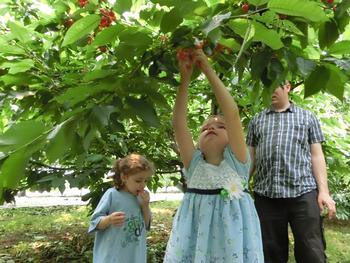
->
xmin=247 ymin=81 xmax=336 ymax=263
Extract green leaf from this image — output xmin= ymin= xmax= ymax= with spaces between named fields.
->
xmin=328 ymin=40 xmax=350 ymax=55
xmin=87 ymin=24 xmax=124 ymax=51
xmin=1 ymin=59 xmax=34 ymax=74
xmin=261 ymin=87 xmax=272 ymax=107
xmin=150 ymin=0 xmax=175 ymax=7
xmin=62 ymin=14 xmax=100 ymax=47
xmin=114 ymin=43 xmax=139 ymax=60
xmin=250 ymin=50 xmax=271 ymax=80
xmin=0 ymin=150 xmax=29 ymax=188
xmin=334 ymin=0 xmax=350 ymax=20
xmin=160 ymin=8 xmax=183 ymax=33
xmin=51 ymin=177 xmax=66 ymax=194
xmin=114 ymin=0 xmax=132 ymax=14
xmin=89 ymin=106 xmax=115 ymax=127
xmin=252 ymin=21 xmax=284 ymax=50
xmin=268 ymin=0 xmax=328 ymax=22
xmin=323 ymin=64 xmax=346 ymax=101
xmin=46 ymin=120 xmax=77 ymax=163
xmin=304 ymin=66 xmax=328 ymax=98
xmin=0 ymin=121 xmax=47 ymax=155
xmin=202 ymin=12 xmax=231 ymax=36
xmin=0 ymin=38 xmax=25 ymax=55
xmin=83 ymin=69 xmax=117 ymax=82
xmin=228 ymin=19 xmax=254 ymax=42
xmin=218 ymin=38 xmax=240 ymax=52
xmin=118 ymin=28 xmax=152 ymax=47
xmin=1 ymin=131 xmax=45 ymax=189
xmin=281 ymin=20 xmax=304 ymax=36
xmin=318 ymin=19 xmax=339 ymax=50
xmin=177 ymin=0 xmax=209 ymax=18
xmin=268 ymin=58 xmax=284 ymax=80
xmin=248 ymin=0 xmax=268 ymax=6
xmin=55 ymin=82 xmax=118 ymax=106
xmin=296 ymin=57 xmax=316 ymax=76
xmin=126 ymin=97 xmax=160 ymax=127
xmin=8 ymin=21 xmax=32 ymax=43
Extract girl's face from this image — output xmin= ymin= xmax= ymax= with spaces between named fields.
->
xmin=121 ymin=170 xmax=152 ymax=196
xmin=198 ymin=116 xmax=228 ymax=153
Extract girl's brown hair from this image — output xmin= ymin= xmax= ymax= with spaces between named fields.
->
xmin=112 ymin=153 xmax=155 ymax=189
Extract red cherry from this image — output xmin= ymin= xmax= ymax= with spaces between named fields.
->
xmin=242 ymin=3 xmax=249 ymax=13
xmin=64 ymin=18 xmax=74 ymax=28
xmin=99 ymin=46 xmax=107 ymax=52
xmin=108 ymin=11 xmax=116 ymax=21
xmin=100 ymin=16 xmax=110 ymax=28
xmin=215 ymin=43 xmax=224 ymax=52
xmin=100 ymin=8 xmax=116 ymax=21
xmin=278 ymin=14 xmax=288 ymax=20
xmin=327 ymin=0 xmax=334 ymax=3
xmin=78 ymin=0 xmax=88 ymax=8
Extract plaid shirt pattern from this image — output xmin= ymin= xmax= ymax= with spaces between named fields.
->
xmin=246 ymin=103 xmax=325 ymax=198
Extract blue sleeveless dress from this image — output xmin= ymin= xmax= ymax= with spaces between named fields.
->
xmin=164 ymin=146 xmax=264 ymax=263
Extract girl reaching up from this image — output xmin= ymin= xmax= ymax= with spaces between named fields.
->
xmin=163 ymin=48 xmax=264 ymax=263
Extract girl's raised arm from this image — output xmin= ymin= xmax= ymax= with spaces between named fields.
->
xmin=192 ymin=49 xmax=247 ymax=163
xmin=173 ymin=50 xmax=196 ymax=169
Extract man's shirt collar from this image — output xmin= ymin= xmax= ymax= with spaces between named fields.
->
xmin=267 ymin=101 xmax=294 ymax=114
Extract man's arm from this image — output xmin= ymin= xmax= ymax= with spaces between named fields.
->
xmin=310 ymin=143 xmax=336 ymax=219
xmin=249 ymin=146 xmax=256 ymax=178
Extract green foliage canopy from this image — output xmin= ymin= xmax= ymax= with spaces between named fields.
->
xmin=0 ymin=0 xmax=349 ymax=216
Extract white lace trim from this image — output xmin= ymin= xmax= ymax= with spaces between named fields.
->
xmin=187 ymin=159 xmax=244 ymax=189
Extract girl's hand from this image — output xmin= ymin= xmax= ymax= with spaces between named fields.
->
xmin=107 ymin=211 xmax=125 ymax=227
xmin=191 ymin=48 xmax=210 ymax=73
xmin=138 ymin=190 xmax=150 ymax=207
xmin=177 ymin=48 xmax=193 ymax=82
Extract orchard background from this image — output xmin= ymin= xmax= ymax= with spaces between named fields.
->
xmin=0 ymin=0 xmax=349 ymax=218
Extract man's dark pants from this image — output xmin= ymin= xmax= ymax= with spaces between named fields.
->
xmin=254 ymin=190 xmax=326 ymax=263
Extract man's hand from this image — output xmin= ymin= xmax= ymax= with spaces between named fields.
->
xmin=318 ymin=192 xmax=336 ymax=219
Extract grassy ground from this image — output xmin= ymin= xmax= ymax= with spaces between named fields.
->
xmin=0 ymin=201 xmax=349 ymax=262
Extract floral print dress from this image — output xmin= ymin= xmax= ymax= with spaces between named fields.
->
xmin=164 ymin=146 xmax=264 ymax=263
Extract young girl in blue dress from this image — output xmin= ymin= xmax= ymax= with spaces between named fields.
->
xmin=164 ymin=48 xmax=264 ymax=262
xmin=88 ymin=153 xmax=154 ymax=263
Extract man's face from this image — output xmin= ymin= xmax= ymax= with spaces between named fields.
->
xmin=271 ymin=82 xmax=290 ymax=106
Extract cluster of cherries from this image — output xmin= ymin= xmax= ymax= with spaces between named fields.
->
xmin=95 ymin=8 xmax=117 ymax=52
xmin=64 ymin=1 xmax=117 ymax=53
xmin=99 ymin=8 xmax=116 ymax=28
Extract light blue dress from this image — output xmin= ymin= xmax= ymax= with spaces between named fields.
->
xmin=164 ymin=146 xmax=264 ymax=263
xmin=88 ymin=188 xmax=147 ymax=263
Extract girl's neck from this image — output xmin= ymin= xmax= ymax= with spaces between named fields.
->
xmin=203 ymin=152 xmax=224 ymax=166
xmin=119 ymin=187 xmax=133 ymax=196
